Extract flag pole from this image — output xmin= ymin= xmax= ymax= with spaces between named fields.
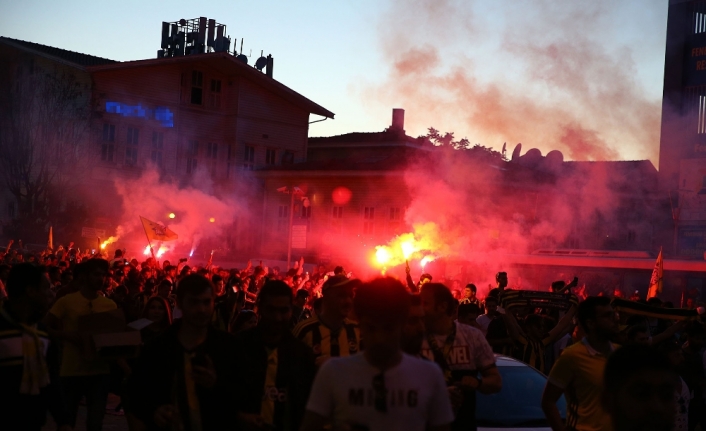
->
xmin=141 ymin=218 xmax=158 ymax=264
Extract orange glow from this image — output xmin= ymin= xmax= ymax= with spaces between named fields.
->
xmin=373 ymin=223 xmax=445 ymax=268
xmin=209 ymin=217 xmax=216 ymax=223
xmin=100 ymin=236 xmax=119 ymax=250
xmin=143 ymin=245 xmax=151 ymax=256
xmin=420 ymin=255 xmax=436 ymax=268
xmin=168 ymin=212 xmax=176 ymax=219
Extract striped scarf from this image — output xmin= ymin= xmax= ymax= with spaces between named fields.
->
xmin=611 ymin=298 xmax=700 ymax=321
xmin=500 ymin=290 xmax=579 ymax=311
xmin=0 ymin=308 xmax=50 ymax=395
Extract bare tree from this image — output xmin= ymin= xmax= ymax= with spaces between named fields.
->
xmin=0 ymin=57 xmax=91 ymax=241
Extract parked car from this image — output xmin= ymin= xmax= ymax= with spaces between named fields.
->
xmin=477 ymin=356 xmax=567 ymax=430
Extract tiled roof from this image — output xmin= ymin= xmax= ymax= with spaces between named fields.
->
xmin=0 ymin=36 xmax=117 ymax=66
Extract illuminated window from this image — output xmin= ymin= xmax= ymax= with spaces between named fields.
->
xmin=191 ymin=71 xmax=203 ymax=105
xmin=244 ymin=145 xmax=255 ymax=170
xmin=699 ymin=95 xmax=706 ymax=134
xmin=125 ymin=127 xmax=139 ymax=165
xmin=209 ymin=79 xmax=221 ymax=108
xmin=695 ymin=11 xmax=706 ymax=34
xmin=266 ymin=149 xmax=276 ymax=165
xmin=151 ymin=132 xmax=163 ymax=167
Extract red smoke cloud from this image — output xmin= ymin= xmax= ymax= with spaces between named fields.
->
xmin=368 ymin=0 xmax=661 ymax=163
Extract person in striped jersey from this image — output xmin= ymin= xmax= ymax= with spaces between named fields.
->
xmin=293 ymin=275 xmax=361 ymax=366
xmin=0 ymin=263 xmax=70 ymax=431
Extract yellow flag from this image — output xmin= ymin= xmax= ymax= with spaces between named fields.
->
xmin=647 ymin=248 xmax=663 ymax=299
xmin=140 ymin=216 xmax=178 ymax=241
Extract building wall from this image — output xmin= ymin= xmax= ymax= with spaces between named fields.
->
xmin=259 ymin=172 xmax=411 ymax=262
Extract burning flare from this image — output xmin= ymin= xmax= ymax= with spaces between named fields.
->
xmin=100 ymin=236 xmax=119 ymax=250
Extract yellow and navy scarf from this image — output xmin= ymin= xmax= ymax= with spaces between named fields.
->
xmin=0 ymin=307 xmax=50 ymax=395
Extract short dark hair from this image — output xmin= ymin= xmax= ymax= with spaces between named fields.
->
xmin=421 ymin=283 xmax=455 ymax=316
xmin=354 ymin=277 xmax=410 ymax=323
xmin=420 ymin=273 xmax=432 ymax=282
xmin=257 ymin=280 xmax=293 ymax=306
xmin=577 ymin=296 xmax=612 ymax=331
xmin=458 ymin=302 xmax=480 ymax=318
xmin=212 ymin=274 xmax=223 ymax=284
xmin=295 ymin=289 xmax=309 ymax=299
xmin=176 ymin=274 xmax=213 ymax=303
xmin=465 ymin=283 xmax=477 ymax=293
xmin=495 ymin=272 xmax=507 ymax=281
xmin=82 ymin=258 xmax=110 ymax=275
xmin=603 ymin=344 xmax=674 ymax=394
xmin=410 ymin=294 xmax=421 ymax=307
xmin=6 ymin=263 xmax=45 ymax=300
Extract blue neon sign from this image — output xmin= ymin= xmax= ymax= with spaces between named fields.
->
xmin=105 ymin=101 xmax=174 ymax=128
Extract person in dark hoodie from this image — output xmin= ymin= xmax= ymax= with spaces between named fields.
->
xmin=235 ymin=280 xmax=316 ymax=431
xmin=128 ymin=274 xmax=239 ymax=430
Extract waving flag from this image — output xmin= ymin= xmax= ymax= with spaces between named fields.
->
xmin=647 ymin=247 xmax=663 ymax=299
xmin=140 ymin=216 xmax=178 ymax=241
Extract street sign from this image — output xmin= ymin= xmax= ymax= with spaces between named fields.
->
xmin=291 ymin=225 xmax=307 ymax=249
xmin=82 ymin=227 xmax=107 ymax=238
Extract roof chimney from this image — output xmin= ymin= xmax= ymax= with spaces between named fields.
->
xmin=266 ymin=54 xmax=274 ymax=78
xmin=391 ymin=108 xmax=405 ymax=132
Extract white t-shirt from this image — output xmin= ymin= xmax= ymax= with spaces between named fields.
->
xmin=306 ymin=352 xmax=454 ymax=431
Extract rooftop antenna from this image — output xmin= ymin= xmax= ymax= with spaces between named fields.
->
xmin=236 ymin=38 xmax=248 ymax=64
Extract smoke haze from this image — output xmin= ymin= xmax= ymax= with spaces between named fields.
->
xmin=368 ymin=0 xmax=664 ymax=164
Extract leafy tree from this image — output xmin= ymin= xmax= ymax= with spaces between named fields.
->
xmin=421 ymin=127 xmax=507 ymax=161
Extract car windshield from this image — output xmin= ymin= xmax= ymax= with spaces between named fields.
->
xmin=476 ymin=363 xmax=567 ymax=428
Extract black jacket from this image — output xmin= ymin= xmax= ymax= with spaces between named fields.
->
xmin=234 ymin=325 xmax=316 ymax=431
xmin=128 ymin=321 xmax=239 ymax=430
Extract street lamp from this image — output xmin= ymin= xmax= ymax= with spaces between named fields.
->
xmin=277 ymin=186 xmax=306 ymax=268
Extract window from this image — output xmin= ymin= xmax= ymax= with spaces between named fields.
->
xmin=363 ymin=207 xmax=375 ymax=235
xmin=125 ymin=127 xmax=139 ymax=165
xmin=277 ymin=205 xmax=289 ymax=232
xmin=389 ymin=207 xmax=402 ymax=235
xmin=101 ymin=123 xmax=115 ymax=162
xmin=191 ymin=70 xmax=203 ymax=105
xmin=266 ymin=149 xmax=276 ymax=165
xmin=7 ymin=202 xmax=15 ymax=219
xmin=151 ymin=132 xmax=164 ymax=167
xmin=209 ymin=79 xmax=222 ymax=108
xmin=226 ymin=144 xmax=234 ymax=179
xmin=282 ymin=150 xmax=295 ymax=165
xmin=102 ymin=123 xmax=115 ymax=141
xmin=207 ymin=142 xmax=218 ymax=159
xmin=186 ymin=140 xmax=199 ymax=174
xmin=244 ymin=145 xmax=255 ymax=170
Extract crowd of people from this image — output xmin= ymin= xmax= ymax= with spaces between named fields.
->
xmin=0 ymin=241 xmax=705 ymax=431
